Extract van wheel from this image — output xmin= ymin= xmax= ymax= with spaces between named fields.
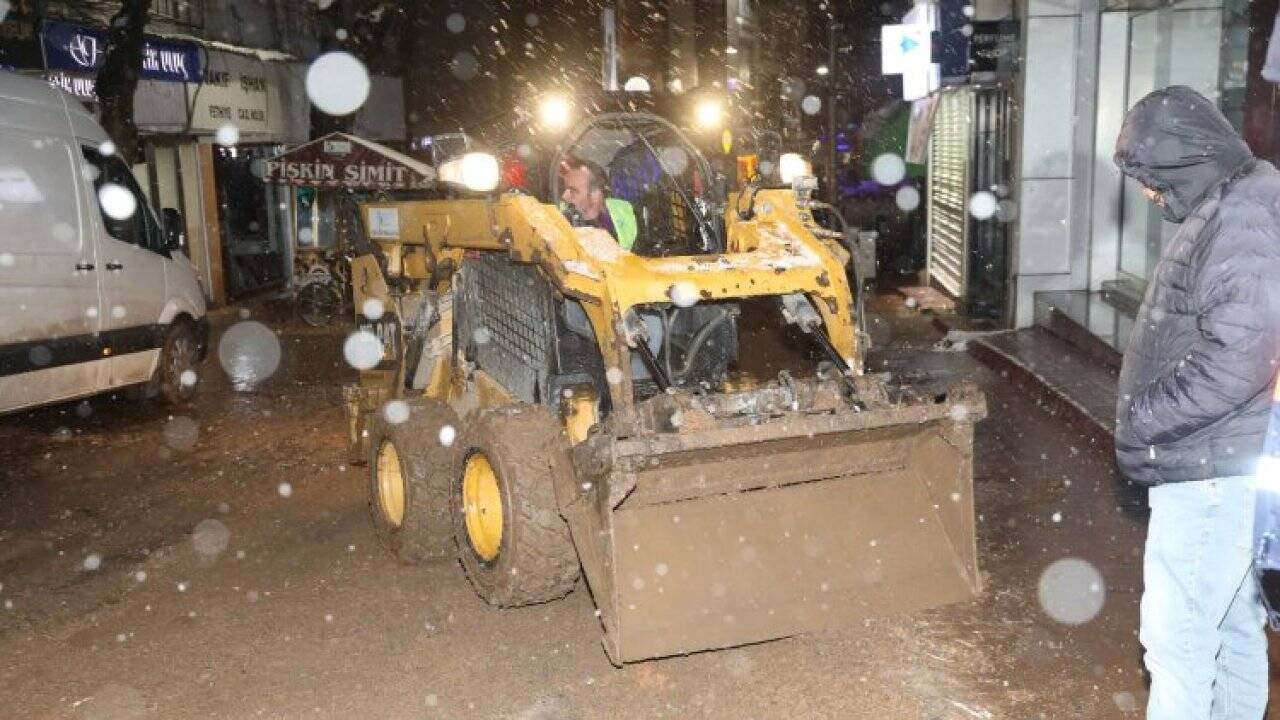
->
xmin=157 ymin=322 xmax=200 ymax=404
xmin=126 ymin=321 xmax=199 ymax=404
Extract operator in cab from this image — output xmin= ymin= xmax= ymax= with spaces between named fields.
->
xmin=558 ymin=155 xmax=638 ymax=249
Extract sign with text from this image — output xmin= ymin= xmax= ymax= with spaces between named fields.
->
xmin=263 ymin=133 xmax=435 ymax=190
xmin=42 ymin=21 xmax=201 ymax=82
xmin=47 ymin=70 xmax=97 ymax=100
xmin=969 ymin=21 xmax=1020 ymax=75
xmin=188 ymin=50 xmax=282 ymax=137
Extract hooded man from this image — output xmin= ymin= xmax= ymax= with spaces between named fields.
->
xmin=1114 ymin=85 xmax=1280 ymax=719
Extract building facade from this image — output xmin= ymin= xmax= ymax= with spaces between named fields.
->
xmin=0 ymin=0 xmax=406 ymax=303
xmin=1007 ymin=0 xmax=1258 ymax=345
xmin=914 ymin=0 xmax=1268 ymax=338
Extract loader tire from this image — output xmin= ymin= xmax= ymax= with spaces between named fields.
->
xmin=368 ymin=399 xmax=459 ymax=563
xmin=452 ymin=405 xmax=580 ymax=607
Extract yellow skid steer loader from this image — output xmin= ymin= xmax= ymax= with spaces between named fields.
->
xmin=345 ymin=113 xmax=985 ymax=664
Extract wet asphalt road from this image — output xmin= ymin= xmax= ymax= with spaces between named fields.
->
xmin=2 ymin=296 xmax=1277 ymax=719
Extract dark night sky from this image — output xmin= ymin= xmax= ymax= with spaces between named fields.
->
xmin=336 ymin=0 xmax=909 ymax=146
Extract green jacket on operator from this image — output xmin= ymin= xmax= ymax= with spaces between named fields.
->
xmin=605 ymin=198 xmax=638 ymax=250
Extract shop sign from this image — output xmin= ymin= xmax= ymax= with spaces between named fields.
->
xmin=884 ymin=3 xmax=939 ymax=101
xmin=264 ymin=156 xmax=431 ymax=187
xmin=42 ymin=21 xmax=202 ymax=82
xmin=47 ymin=70 xmax=97 ymax=100
xmin=881 ymin=23 xmax=932 ymax=75
xmin=189 ymin=51 xmax=282 ymax=136
xmin=969 ymin=21 xmax=1020 ymax=75
xmin=324 ymin=139 xmax=352 ymax=154
xmin=263 ymin=133 xmax=435 ymax=190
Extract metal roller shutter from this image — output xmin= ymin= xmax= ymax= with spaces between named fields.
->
xmin=927 ymin=88 xmax=971 ymax=298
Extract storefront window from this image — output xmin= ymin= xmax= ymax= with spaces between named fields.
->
xmin=1116 ymin=0 xmax=1250 ymax=286
xmin=296 ymin=187 xmax=318 ymax=248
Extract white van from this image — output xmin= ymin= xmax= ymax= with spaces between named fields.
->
xmin=0 ymin=71 xmax=208 ymax=413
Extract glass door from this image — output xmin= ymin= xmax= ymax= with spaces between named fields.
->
xmin=1115 ymin=1 xmax=1244 ymax=293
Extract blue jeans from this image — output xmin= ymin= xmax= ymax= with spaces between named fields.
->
xmin=1141 ymin=476 xmax=1268 ymax=720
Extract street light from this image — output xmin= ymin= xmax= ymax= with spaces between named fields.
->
xmin=695 ymin=99 xmax=722 ymax=130
xmin=538 ymin=95 xmax=571 ymax=130
xmin=816 ymin=65 xmax=829 ymax=76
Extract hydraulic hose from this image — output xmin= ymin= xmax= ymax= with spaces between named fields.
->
xmin=673 ymin=307 xmax=735 ymax=382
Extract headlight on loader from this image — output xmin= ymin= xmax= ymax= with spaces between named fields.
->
xmin=439 ymin=152 xmax=501 ymax=193
xmin=778 ymin=153 xmax=812 ymax=185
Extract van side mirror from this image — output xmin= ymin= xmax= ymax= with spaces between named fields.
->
xmin=162 ymin=207 xmax=185 ymax=251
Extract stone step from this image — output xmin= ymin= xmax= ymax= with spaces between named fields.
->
xmin=968 ymin=327 xmax=1118 ymax=452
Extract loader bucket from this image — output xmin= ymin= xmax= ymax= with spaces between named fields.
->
xmin=558 ymin=385 xmax=984 ymax=664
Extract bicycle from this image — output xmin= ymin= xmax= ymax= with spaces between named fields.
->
xmin=294 ymin=248 xmax=353 ymax=326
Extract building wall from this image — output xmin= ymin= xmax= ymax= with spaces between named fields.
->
xmin=1007 ymin=0 xmax=1096 ymax=327
xmin=202 ymin=0 xmax=320 ymax=57
xmin=1010 ymin=0 xmax=1246 ymax=327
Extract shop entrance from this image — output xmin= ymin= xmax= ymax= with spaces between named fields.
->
xmin=214 ymin=143 xmax=289 ymax=300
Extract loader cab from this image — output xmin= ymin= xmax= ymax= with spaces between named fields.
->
xmin=551 ymin=113 xmax=725 ymax=257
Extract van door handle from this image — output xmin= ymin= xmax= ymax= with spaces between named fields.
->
xmin=74 ymin=262 xmax=95 ymax=271
xmin=105 ymin=262 xmax=124 ymax=271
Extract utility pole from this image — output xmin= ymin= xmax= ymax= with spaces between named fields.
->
xmin=602 ymin=5 xmax=619 ymax=91
xmin=826 ymin=22 xmax=842 ymax=204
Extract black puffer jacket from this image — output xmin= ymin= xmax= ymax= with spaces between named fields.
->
xmin=1114 ymin=86 xmax=1280 ymax=484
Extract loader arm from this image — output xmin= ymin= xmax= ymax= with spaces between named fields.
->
xmin=367 ymin=192 xmax=861 ymax=415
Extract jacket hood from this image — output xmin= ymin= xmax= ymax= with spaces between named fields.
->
xmin=1114 ymin=86 xmax=1254 ymax=223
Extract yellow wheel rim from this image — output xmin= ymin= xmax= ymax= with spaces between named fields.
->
xmin=376 ymin=440 xmax=406 ymax=527
xmin=462 ymin=452 xmax=503 ymax=562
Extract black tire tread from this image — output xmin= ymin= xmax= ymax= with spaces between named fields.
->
xmin=368 ymin=399 xmax=458 ymax=563
xmin=453 ymin=405 xmax=579 ymax=606
xmin=159 ymin=321 xmax=198 ymax=405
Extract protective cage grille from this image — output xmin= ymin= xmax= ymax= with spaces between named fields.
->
xmin=456 ymin=256 xmax=556 ymax=404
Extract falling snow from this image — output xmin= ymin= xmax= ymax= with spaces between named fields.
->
xmin=361 ymin=298 xmax=385 ymax=321
xmin=871 ymin=153 xmax=906 ymax=186
xmin=895 ymin=186 xmax=921 ymax=212
xmin=98 ymin=184 xmax=137 ymax=221
xmin=383 ymin=400 xmax=410 ymax=425
xmin=343 ymin=330 xmax=384 ymax=370
xmin=218 ymin=321 xmax=282 ymax=390
xmin=1038 ymin=558 xmax=1106 ymax=625
xmin=306 ymin=51 xmax=371 ymax=116
xmin=969 ymin=191 xmax=999 ymax=220
xmin=438 ymin=425 xmax=457 ymax=447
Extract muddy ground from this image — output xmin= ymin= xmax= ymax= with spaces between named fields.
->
xmin=3 ymin=296 xmax=1278 ymax=719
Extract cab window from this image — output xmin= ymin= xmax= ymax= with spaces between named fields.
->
xmin=81 ymin=145 xmax=165 ymax=255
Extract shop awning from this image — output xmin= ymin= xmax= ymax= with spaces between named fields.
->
xmin=262 ymin=132 xmax=436 ymax=189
